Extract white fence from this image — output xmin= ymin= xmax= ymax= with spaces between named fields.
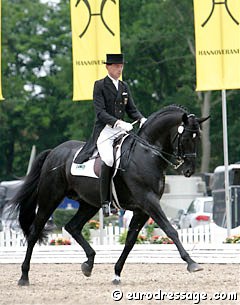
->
xmin=177 ymin=223 xmax=239 ymax=244
xmin=85 ymin=223 xmax=240 ymax=245
xmin=0 ymin=223 xmax=239 ymax=247
xmin=0 ymin=228 xmax=26 ymax=247
xmin=61 ymin=225 xmax=125 ymax=246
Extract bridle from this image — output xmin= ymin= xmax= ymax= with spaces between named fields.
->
xmin=172 ymin=124 xmax=199 ymax=161
xmin=129 ymin=121 xmax=200 ymax=170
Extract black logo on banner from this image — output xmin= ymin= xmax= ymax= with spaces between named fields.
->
xmin=75 ymin=0 xmax=116 ymax=38
xmin=202 ymin=0 xmax=239 ymax=27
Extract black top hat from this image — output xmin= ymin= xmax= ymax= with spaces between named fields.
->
xmin=104 ymin=54 xmax=124 ymax=64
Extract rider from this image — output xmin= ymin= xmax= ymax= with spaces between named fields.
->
xmin=75 ymin=53 xmax=147 ymax=217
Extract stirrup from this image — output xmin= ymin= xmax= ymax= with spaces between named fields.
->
xmin=102 ymin=201 xmax=110 ymax=217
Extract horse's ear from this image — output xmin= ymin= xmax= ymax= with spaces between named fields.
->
xmin=197 ymin=116 xmax=210 ymax=125
xmin=182 ymin=113 xmax=188 ymax=125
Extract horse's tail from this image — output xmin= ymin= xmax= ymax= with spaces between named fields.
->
xmin=11 ymin=149 xmax=51 ymax=241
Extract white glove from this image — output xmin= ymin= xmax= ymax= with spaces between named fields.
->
xmin=115 ymin=120 xmax=133 ymax=132
xmin=140 ymin=117 xmax=147 ymax=128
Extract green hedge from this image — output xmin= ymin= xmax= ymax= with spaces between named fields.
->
xmin=53 ymin=209 xmax=119 ymax=228
xmin=52 ymin=209 xmax=119 ymax=242
xmin=53 ymin=209 xmax=90 ymax=241
xmin=53 ymin=209 xmax=77 ymax=229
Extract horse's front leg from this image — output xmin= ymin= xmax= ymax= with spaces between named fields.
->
xmin=113 ymin=211 xmax=149 ymax=285
xmin=146 ymin=193 xmax=203 ymax=273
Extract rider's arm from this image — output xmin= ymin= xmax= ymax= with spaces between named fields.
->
xmin=93 ymin=80 xmax=118 ymax=127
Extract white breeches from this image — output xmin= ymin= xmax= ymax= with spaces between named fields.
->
xmin=97 ymin=125 xmax=125 ymax=167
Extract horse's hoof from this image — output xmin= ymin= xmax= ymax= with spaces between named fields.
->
xmin=81 ymin=262 xmax=92 ymax=277
xmin=18 ymin=278 xmax=30 ymax=286
xmin=187 ymin=262 xmax=203 ymax=273
xmin=112 ymin=275 xmax=121 ymax=285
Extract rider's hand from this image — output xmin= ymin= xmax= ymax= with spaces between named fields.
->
xmin=140 ymin=117 xmax=147 ymax=128
xmin=115 ymin=120 xmax=133 ymax=132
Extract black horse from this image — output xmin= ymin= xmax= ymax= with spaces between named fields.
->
xmin=11 ymin=105 xmax=208 ymax=286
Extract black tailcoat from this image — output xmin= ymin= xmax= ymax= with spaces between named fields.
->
xmin=75 ymin=76 xmax=144 ymax=164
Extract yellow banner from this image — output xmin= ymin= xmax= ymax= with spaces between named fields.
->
xmin=193 ymin=0 xmax=240 ymax=91
xmin=70 ymin=0 xmax=121 ymax=101
xmin=0 ymin=0 xmax=3 ymax=100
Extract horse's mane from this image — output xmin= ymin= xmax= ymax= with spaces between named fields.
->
xmin=154 ymin=104 xmax=188 ymax=117
xmin=140 ymin=104 xmax=189 ymax=132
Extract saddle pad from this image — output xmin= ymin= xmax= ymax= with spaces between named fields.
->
xmin=70 ymin=134 xmax=129 ymax=178
xmin=71 ymin=148 xmax=98 ymax=178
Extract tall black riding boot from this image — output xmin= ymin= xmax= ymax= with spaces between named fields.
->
xmin=100 ymin=162 xmax=112 ymax=217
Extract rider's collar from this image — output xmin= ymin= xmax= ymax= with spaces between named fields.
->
xmin=108 ymin=74 xmax=119 ymax=90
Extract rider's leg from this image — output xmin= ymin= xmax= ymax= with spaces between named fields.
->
xmin=97 ymin=125 xmax=125 ymax=217
xmin=97 ymin=126 xmax=115 ymax=217
xmin=99 ymin=161 xmax=112 ymax=217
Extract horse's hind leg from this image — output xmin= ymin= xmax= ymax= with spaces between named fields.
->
xmin=64 ymin=201 xmax=99 ymax=277
xmin=18 ymin=206 xmax=57 ymax=286
xmin=18 ymin=185 xmax=65 ymax=286
xmin=113 ymin=210 xmax=149 ymax=285
xmin=18 ymin=231 xmax=39 ymax=286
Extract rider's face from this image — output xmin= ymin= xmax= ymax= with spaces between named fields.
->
xmin=106 ymin=64 xmax=124 ymax=80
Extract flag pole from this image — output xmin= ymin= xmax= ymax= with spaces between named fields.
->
xmin=221 ymin=89 xmax=231 ymax=236
xmin=26 ymin=145 xmax=36 ymax=175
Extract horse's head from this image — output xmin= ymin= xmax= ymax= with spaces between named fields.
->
xmin=138 ymin=105 xmax=209 ymax=177
xmin=172 ymin=113 xmax=209 ymax=177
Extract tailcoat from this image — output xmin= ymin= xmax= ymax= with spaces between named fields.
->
xmin=75 ymin=76 xmax=144 ymax=163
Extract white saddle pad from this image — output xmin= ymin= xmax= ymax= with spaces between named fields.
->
xmin=71 ymin=149 xmax=98 ymax=178
xmin=70 ymin=134 xmax=129 ymax=179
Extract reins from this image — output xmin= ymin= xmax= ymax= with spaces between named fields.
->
xmin=128 ymin=132 xmax=185 ymax=170
xmin=127 ymin=122 xmax=199 ymax=170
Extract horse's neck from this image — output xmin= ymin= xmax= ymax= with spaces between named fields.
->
xmin=139 ymin=113 xmax=182 ymax=149
xmin=139 ymin=114 xmax=181 ymax=146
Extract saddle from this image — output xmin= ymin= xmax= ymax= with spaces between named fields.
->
xmin=70 ymin=134 xmax=129 ymax=178
xmin=71 ymin=134 xmax=129 ymax=211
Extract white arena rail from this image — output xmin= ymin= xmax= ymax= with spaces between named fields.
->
xmin=0 ymin=223 xmax=239 ymax=247
xmin=0 ymin=224 xmax=239 ymax=264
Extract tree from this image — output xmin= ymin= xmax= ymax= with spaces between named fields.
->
xmin=120 ymin=0 xmax=240 ymax=172
xmin=1 ymin=0 xmax=239 ymax=180
xmin=0 ymin=0 xmax=94 ymax=179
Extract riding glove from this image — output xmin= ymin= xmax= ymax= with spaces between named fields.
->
xmin=115 ymin=120 xmax=133 ymax=132
xmin=140 ymin=117 xmax=147 ymax=128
